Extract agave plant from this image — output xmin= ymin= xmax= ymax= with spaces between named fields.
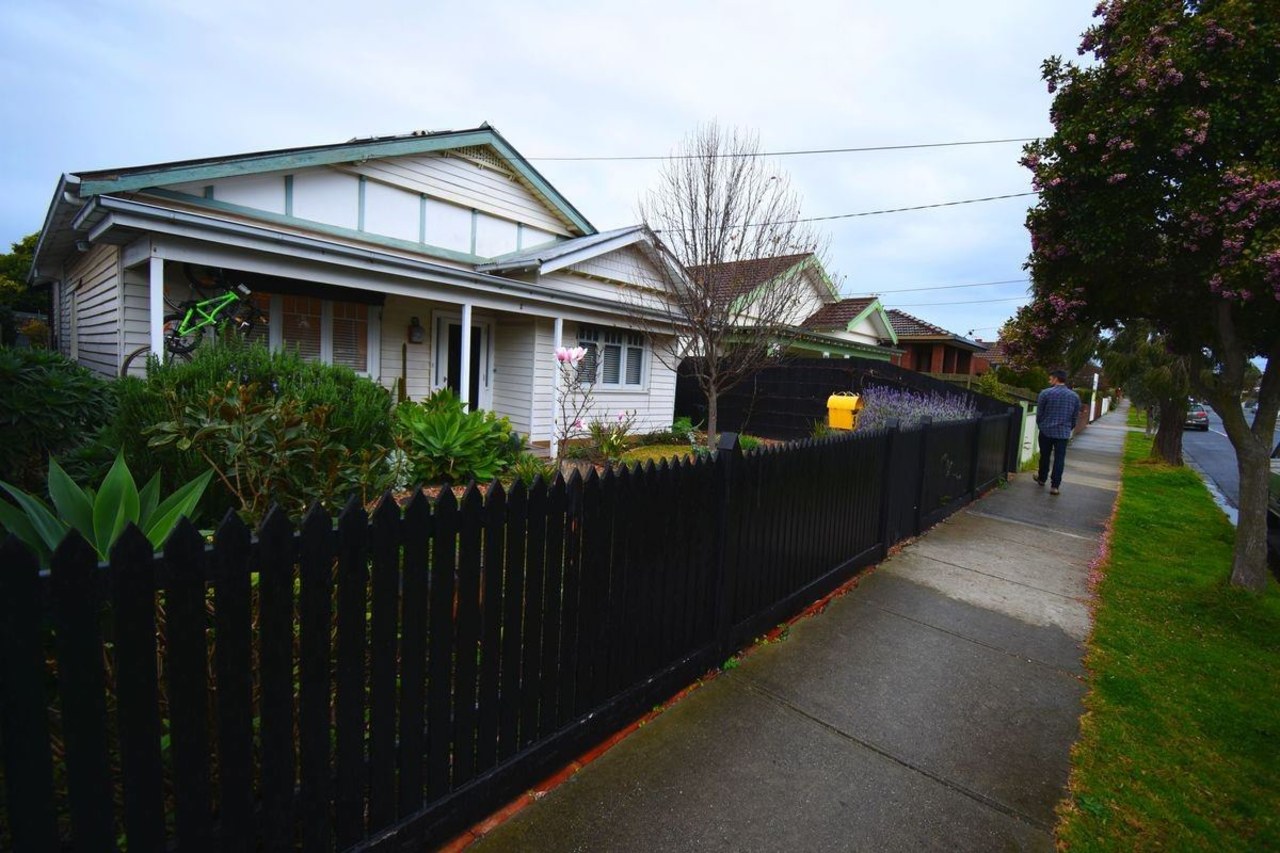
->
xmin=0 ymin=452 xmax=213 ymax=567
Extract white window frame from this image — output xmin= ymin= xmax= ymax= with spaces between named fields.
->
xmin=577 ymin=324 xmax=648 ymax=391
xmin=264 ymin=293 xmax=381 ymax=378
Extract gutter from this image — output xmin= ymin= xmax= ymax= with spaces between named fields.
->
xmin=87 ymin=195 xmax=679 ymax=324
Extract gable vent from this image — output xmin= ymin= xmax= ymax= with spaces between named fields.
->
xmin=450 ymin=146 xmax=512 ymax=175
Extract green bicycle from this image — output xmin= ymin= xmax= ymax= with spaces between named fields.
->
xmin=120 ymin=264 xmax=267 ymax=376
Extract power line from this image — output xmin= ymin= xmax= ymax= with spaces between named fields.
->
xmin=794 ymin=192 xmax=1036 ymax=224
xmin=528 ymin=137 xmax=1038 ymax=162
xmin=652 ymin=191 xmax=1039 ymax=233
xmin=886 ymin=295 xmax=1029 ymax=307
xmin=870 ymin=277 xmax=1029 ymax=295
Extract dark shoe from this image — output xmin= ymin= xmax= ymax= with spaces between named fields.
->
xmin=1032 ymin=475 xmax=1045 ymax=487
xmin=1050 ymin=486 xmax=1060 ymax=495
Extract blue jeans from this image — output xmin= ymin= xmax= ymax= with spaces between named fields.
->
xmin=1038 ymin=434 xmax=1069 ymax=488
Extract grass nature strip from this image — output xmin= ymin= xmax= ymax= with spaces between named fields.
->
xmin=1058 ymin=431 xmax=1280 ymax=850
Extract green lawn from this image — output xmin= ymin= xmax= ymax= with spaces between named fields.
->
xmin=1057 ymin=433 xmax=1280 ymax=850
xmin=620 ymin=444 xmax=695 ymax=465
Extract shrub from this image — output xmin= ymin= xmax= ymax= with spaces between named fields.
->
xmin=396 ymin=389 xmax=523 ymax=485
xmin=0 ymin=453 xmax=212 ymax=567
xmin=974 ymin=370 xmax=1015 ymax=403
xmin=510 ymin=453 xmax=556 ymax=488
xmin=739 ymin=434 xmax=762 ymax=452
xmin=0 ymin=347 xmax=115 ymax=492
xmin=147 ymin=379 xmax=397 ymax=521
xmin=93 ymin=339 xmax=396 ymax=521
xmin=854 ymin=385 xmax=977 ymax=432
xmin=587 ymin=410 xmax=638 ymax=462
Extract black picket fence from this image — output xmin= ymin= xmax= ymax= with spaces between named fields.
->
xmin=0 ymin=414 xmax=1014 ymax=851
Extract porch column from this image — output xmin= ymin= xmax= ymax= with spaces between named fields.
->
xmin=550 ymin=317 xmax=564 ymax=460
xmin=149 ymin=256 xmax=165 ymax=356
xmin=459 ymin=302 xmax=473 ymax=410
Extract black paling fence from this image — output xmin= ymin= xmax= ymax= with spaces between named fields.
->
xmin=0 ymin=414 xmax=1014 ymax=852
xmin=675 ymin=356 xmax=1019 ymax=442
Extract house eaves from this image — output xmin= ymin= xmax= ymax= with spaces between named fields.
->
xmin=74 ymin=195 xmax=676 ymax=324
xmin=70 ymin=124 xmax=596 ymax=237
xmin=477 ymin=225 xmax=648 ymax=275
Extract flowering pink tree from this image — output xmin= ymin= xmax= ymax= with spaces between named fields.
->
xmin=553 ymin=346 xmax=594 ymax=467
xmin=1014 ymin=0 xmax=1279 ymax=591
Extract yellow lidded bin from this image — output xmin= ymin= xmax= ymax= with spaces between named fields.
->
xmin=827 ymin=392 xmax=862 ymax=430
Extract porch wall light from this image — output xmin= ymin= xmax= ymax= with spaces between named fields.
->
xmin=407 ymin=316 xmax=425 ymax=344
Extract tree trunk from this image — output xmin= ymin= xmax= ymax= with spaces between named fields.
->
xmin=1150 ymin=397 xmax=1185 ymax=465
xmin=1231 ymin=437 xmax=1271 ymax=592
xmin=706 ymin=384 xmax=719 ymax=450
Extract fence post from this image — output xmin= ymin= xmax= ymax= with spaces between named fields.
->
xmin=1006 ymin=404 xmax=1023 ymax=474
xmin=877 ymin=419 xmax=900 ymax=558
xmin=914 ymin=416 xmax=933 ymax=536
xmin=712 ymin=431 xmax=742 ymax=656
xmin=967 ymin=416 xmax=983 ymax=500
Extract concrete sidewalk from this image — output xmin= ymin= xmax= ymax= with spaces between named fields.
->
xmin=472 ymin=404 xmax=1131 ymax=852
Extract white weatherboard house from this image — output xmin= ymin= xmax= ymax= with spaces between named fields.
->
xmin=30 ymin=125 xmax=681 ymax=448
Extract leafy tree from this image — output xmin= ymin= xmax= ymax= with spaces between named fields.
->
xmin=638 ymin=122 xmax=824 ymax=445
xmin=1099 ymin=323 xmax=1191 ymax=464
xmin=1016 ymin=0 xmax=1280 ymax=591
xmin=0 ymin=233 xmax=44 ymax=344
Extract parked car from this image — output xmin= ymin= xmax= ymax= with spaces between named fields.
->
xmin=1184 ymin=403 xmax=1210 ymax=431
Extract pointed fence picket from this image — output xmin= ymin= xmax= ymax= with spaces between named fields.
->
xmin=0 ymin=411 xmax=1015 ymax=851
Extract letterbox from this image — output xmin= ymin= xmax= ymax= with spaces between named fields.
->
xmin=827 ymin=393 xmax=861 ymax=430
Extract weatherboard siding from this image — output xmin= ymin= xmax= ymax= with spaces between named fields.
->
xmin=379 ymin=295 xmax=435 ymax=400
xmin=64 ymin=244 xmax=121 ymax=377
xmin=350 ymin=153 xmax=574 ymax=236
xmin=567 ymin=246 xmax=666 ymax=289
xmin=492 ymin=317 xmax=536 ymax=437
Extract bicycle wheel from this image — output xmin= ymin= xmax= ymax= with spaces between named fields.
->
xmin=120 ymin=341 xmax=192 ymax=377
xmin=164 ymin=311 xmax=203 ymax=355
xmin=227 ymin=301 xmax=264 ymax=337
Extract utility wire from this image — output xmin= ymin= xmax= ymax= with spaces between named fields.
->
xmin=528 ymin=137 xmax=1038 ymax=162
xmin=888 ymin=295 xmax=1029 ymax=307
xmin=871 ymin=277 xmax=1029 ymax=295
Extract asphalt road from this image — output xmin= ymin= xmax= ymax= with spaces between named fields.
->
xmin=1180 ymin=407 xmax=1280 ymax=511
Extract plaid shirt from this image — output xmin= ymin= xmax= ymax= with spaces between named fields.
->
xmin=1036 ymin=384 xmax=1081 ymax=439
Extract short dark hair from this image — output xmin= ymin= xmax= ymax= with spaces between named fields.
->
xmin=1050 ymin=369 xmax=1069 ymax=382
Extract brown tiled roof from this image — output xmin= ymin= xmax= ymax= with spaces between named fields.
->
xmin=689 ymin=253 xmax=813 ymax=305
xmin=885 ymin=309 xmax=952 ymax=338
xmin=802 ymin=297 xmax=877 ymax=330
xmin=975 ymin=339 xmax=1010 ymax=365
xmin=886 ymin=309 xmax=985 ymax=351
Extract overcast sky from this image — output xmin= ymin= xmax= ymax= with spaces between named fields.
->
xmin=1 ymin=0 xmax=1095 ymax=341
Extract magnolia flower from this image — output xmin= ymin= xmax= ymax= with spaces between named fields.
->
xmin=555 ymin=346 xmax=588 ymax=365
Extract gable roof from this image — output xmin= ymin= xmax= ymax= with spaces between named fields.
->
xmin=885 ymin=309 xmax=985 ymax=351
xmin=477 ymin=225 xmax=648 ymax=275
xmin=688 ymin=253 xmax=832 ymax=307
xmin=74 ymin=124 xmax=592 ymax=231
xmin=975 ymin=339 xmax=1011 ymax=366
xmin=802 ymin=297 xmax=878 ymax=329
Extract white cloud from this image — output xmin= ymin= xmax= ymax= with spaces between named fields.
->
xmin=1 ymin=0 xmax=1095 ymax=338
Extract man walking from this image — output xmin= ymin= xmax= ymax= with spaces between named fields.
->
xmin=1034 ymin=369 xmax=1082 ymax=495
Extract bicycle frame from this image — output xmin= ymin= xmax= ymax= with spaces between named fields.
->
xmin=175 ymin=290 xmax=242 ymax=337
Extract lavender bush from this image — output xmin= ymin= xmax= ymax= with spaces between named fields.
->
xmin=854 ymin=385 xmax=977 ymax=432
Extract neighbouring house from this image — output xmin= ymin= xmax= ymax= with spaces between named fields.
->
xmin=972 ymin=338 xmax=1010 ymax=374
xmin=885 ymin=309 xmax=986 ymax=376
xmin=688 ymin=253 xmax=900 ymax=361
xmin=29 ymin=124 xmax=684 ymax=448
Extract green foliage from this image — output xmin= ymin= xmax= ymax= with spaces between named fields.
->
xmin=1058 ymin=432 xmax=1280 ymax=850
xmin=973 ymin=370 xmax=1014 ymax=403
xmin=92 ymin=339 xmax=396 ymax=521
xmin=509 ymin=453 xmax=556 ymax=488
xmin=146 ymin=380 xmax=395 ymax=521
xmin=0 ymin=453 xmax=212 ymax=567
xmin=994 ymin=364 xmax=1050 ymax=397
xmin=396 ymin=388 xmax=523 ymax=484
xmin=672 ymin=416 xmax=697 ymax=434
xmin=738 ymin=434 xmax=761 ymax=452
xmin=0 ymin=234 xmax=42 ymax=345
xmin=0 ymin=347 xmax=116 ymax=492
xmin=587 ymin=410 xmax=638 ymax=462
